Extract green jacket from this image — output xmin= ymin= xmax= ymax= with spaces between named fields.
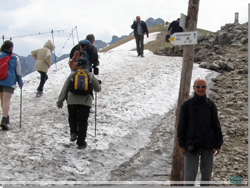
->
xmin=57 ymin=70 xmax=101 ymax=108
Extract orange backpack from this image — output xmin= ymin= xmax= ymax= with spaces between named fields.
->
xmin=69 ymin=45 xmax=88 ymax=71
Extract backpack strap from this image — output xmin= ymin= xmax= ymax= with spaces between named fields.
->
xmin=79 ymin=44 xmax=88 ymax=52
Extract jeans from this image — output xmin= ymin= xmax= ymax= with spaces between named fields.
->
xmin=135 ymin=35 xmax=144 ymax=55
xmin=37 ymin=71 xmax=48 ymax=92
xmin=184 ymin=149 xmax=214 ymax=186
xmin=68 ymin=105 xmax=90 ymax=146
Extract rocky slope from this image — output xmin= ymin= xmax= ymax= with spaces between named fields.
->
xmin=198 ymin=23 xmax=248 ymax=184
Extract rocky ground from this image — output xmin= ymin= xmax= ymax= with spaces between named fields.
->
xmin=200 ymin=23 xmax=248 ymax=185
xmin=110 ymin=23 xmax=248 ymax=186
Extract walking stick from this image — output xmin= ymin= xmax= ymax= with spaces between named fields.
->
xmin=20 ymin=87 xmax=22 ymax=129
xmin=95 ymin=92 xmax=97 ymax=137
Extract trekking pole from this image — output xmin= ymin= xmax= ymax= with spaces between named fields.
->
xmin=20 ymin=87 xmax=22 ymax=129
xmin=95 ymin=91 xmax=97 ymax=137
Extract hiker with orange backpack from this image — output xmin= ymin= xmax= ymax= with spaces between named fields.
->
xmin=69 ymin=34 xmax=99 ymax=74
xmin=0 ymin=40 xmax=23 ymax=130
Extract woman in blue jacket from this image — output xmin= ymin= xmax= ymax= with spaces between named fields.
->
xmin=0 ymin=40 xmax=23 ymax=130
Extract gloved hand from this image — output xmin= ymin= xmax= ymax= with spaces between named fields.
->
xmin=98 ymin=80 xmax=102 ymax=85
xmin=57 ymin=102 xmax=63 ymax=109
xmin=93 ymin=66 xmax=99 ymax=75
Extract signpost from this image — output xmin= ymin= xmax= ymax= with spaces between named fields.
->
xmin=180 ymin=13 xmax=187 ymax=29
xmin=169 ymin=31 xmax=198 ymax=45
xmin=170 ymin=0 xmax=200 ymax=184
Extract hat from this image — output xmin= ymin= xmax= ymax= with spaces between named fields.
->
xmin=76 ymin=58 xmax=87 ymax=67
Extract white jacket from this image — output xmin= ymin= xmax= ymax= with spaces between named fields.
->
xmin=31 ymin=40 xmax=55 ymax=73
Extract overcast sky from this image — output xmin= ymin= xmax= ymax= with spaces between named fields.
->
xmin=0 ymin=0 xmax=249 ymax=56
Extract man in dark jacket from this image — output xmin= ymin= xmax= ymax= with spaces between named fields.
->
xmin=177 ymin=78 xmax=223 ymax=186
xmin=131 ymin=16 xmax=149 ymax=57
xmin=69 ymin=34 xmax=99 ymax=74
xmin=168 ymin=18 xmax=183 ymax=35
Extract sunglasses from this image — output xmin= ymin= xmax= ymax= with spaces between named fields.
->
xmin=195 ymin=85 xmax=207 ymax=89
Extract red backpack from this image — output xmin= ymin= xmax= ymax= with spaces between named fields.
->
xmin=0 ymin=55 xmax=12 ymax=80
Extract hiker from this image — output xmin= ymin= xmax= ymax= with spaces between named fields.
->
xmin=168 ymin=18 xmax=183 ymax=35
xmin=57 ymin=58 xmax=101 ymax=149
xmin=31 ymin=40 xmax=55 ymax=97
xmin=177 ymin=78 xmax=223 ymax=186
xmin=69 ymin=34 xmax=99 ymax=74
xmin=0 ymin=40 xmax=23 ymax=130
xmin=131 ymin=16 xmax=149 ymax=57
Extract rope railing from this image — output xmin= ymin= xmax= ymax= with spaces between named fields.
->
xmin=1 ymin=26 xmax=79 ymax=59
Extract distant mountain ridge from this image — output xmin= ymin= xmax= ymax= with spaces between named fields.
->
xmin=20 ymin=17 xmax=165 ymax=77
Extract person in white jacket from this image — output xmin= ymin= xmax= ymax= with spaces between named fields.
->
xmin=31 ymin=40 xmax=55 ymax=97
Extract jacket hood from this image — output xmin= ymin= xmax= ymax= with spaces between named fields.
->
xmin=79 ymin=39 xmax=91 ymax=46
xmin=44 ymin=40 xmax=55 ymax=51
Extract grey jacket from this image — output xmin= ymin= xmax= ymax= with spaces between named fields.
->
xmin=57 ymin=70 xmax=101 ymax=108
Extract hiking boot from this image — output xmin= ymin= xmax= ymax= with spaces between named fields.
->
xmin=36 ymin=91 xmax=43 ymax=97
xmin=7 ymin=115 xmax=9 ymax=124
xmin=1 ymin=117 xmax=9 ymax=130
xmin=77 ymin=141 xmax=87 ymax=149
xmin=70 ymin=133 xmax=77 ymax=142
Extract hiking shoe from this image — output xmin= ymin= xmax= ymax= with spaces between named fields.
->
xmin=1 ymin=117 xmax=9 ymax=130
xmin=70 ymin=133 xmax=77 ymax=142
xmin=36 ymin=91 xmax=43 ymax=97
xmin=7 ymin=115 xmax=9 ymax=124
xmin=77 ymin=141 xmax=87 ymax=149
xmin=141 ymin=54 xmax=144 ymax=57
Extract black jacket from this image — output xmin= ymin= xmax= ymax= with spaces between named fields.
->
xmin=131 ymin=21 xmax=149 ymax=37
xmin=177 ymin=94 xmax=223 ymax=150
xmin=168 ymin=20 xmax=183 ymax=34
xmin=69 ymin=43 xmax=99 ymax=68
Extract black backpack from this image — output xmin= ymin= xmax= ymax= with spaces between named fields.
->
xmin=68 ymin=69 xmax=93 ymax=96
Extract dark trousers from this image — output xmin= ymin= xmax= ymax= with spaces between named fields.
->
xmin=37 ymin=71 xmax=48 ymax=92
xmin=68 ymin=105 xmax=90 ymax=146
xmin=135 ymin=35 xmax=144 ymax=55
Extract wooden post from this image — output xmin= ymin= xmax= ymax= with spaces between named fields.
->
xmin=170 ymin=0 xmax=200 ymax=184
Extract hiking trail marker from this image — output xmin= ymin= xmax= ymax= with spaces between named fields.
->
xmin=169 ymin=31 xmax=198 ymax=45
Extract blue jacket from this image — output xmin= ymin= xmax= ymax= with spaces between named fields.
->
xmin=69 ymin=40 xmax=100 ymax=70
xmin=0 ymin=51 xmax=23 ymax=88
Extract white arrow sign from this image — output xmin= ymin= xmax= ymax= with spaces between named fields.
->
xmin=169 ymin=31 xmax=198 ymax=45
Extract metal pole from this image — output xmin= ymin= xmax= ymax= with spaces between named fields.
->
xmin=20 ymin=88 xmax=22 ymax=129
xmin=75 ymin=26 xmax=79 ymax=42
xmin=51 ymin=29 xmax=57 ymax=71
xmin=95 ymin=92 xmax=97 ymax=137
xmin=72 ymin=29 xmax=75 ymax=46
